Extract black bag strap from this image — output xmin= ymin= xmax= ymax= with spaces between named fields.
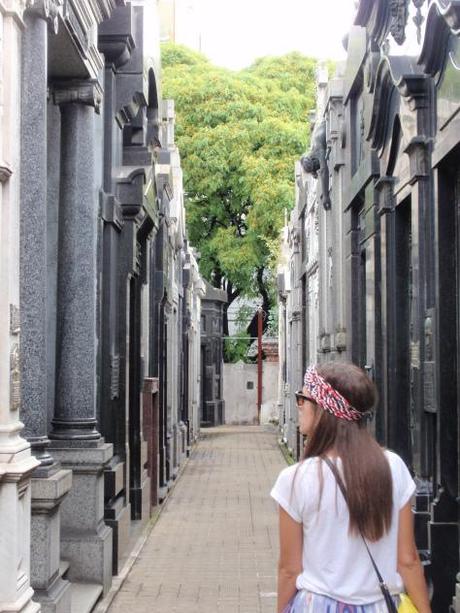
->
xmin=322 ymin=456 xmax=398 ymax=613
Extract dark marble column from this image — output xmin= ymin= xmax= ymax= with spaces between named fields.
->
xmin=20 ymin=0 xmax=54 ymax=469
xmin=50 ymin=81 xmax=103 ymax=444
xmin=49 ymin=81 xmax=113 ymax=594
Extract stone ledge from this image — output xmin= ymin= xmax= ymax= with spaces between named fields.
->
xmin=31 ymin=468 xmax=72 ymax=506
xmin=70 ymin=583 xmax=102 ymax=613
xmin=51 ymin=443 xmax=113 ymax=469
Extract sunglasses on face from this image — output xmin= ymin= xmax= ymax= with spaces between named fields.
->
xmin=294 ymin=390 xmax=315 ymax=405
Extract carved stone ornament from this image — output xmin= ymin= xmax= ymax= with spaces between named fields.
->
xmin=300 ymin=155 xmax=321 ymax=177
xmin=412 ymin=0 xmax=425 ymax=44
xmin=10 ymin=342 xmax=20 ymax=412
xmin=25 ymin=0 xmax=60 ymax=32
xmin=389 ymin=0 xmax=409 ymax=45
xmin=375 ymin=176 xmax=396 ymax=215
xmin=53 ymin=80 xmax=103 ymax=113
xmin=404 ymin=137 xmax=430 ymax=183
xmin=10 ymin=304 xmax=20 ymax=335
xmin=0 ymin=162 xmax=13 ymax=183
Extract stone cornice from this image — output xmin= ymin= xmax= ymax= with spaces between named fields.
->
xmin=98 ymin=32 xmax=134 ymax=67
xmin=52 ymin=79 xmax=103 ymax=113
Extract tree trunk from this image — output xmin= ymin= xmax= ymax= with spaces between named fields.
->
xmin=246 ymin=267 xmax=271 ymax=340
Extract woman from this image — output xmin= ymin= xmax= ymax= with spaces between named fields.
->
xmin=271 ymin=362 xmax=431 ymax=613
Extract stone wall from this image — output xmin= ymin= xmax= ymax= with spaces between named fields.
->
xmin=223 ymin=361 xmax=279 ymax=425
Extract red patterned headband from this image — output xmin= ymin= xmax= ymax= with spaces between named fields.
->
xmin=303 ymin=366 xmax=364 ymax=422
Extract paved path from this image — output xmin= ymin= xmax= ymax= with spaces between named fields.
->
xmin=107 ymin=425 xmax=287 ymax=613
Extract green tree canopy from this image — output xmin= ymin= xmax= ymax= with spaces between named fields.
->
xmin=161 ymin=44 xmax=318 ymax=334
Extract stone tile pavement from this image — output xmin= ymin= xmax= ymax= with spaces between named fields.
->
xmin=107 ymin=425 xmax=287 ymax=613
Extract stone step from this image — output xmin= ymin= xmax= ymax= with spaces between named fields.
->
xmin=59 ymin=560 xmax=70 ymax=579
xmin=70 ymin=583 xmax=102 ymax=613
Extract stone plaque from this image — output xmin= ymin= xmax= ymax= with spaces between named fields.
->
xmin=410 ymin=341 xmax=420 ymax=369
xmin=10 ymin=342 xmax=20 ymax=411
xmin=111 ymin=354 xmax=120 ymax=399
xmin=10 ymin=304 xmax=20 ymax=335
xmin=423 ymin=361 xmax=437 ymax=413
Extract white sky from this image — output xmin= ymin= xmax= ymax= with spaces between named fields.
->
xmin=175 ymin=0 xmax=358 ymax=70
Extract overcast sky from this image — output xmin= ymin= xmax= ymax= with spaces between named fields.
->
xmin=176 ymin=0 xmax=358 ymax=70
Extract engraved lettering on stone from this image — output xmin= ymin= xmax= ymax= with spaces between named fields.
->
xmin=111 ymin=354 xmax=120 ymax=399
xmin=410 ymin=341 xmax=420 ymax=369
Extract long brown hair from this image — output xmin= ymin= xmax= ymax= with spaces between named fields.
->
xmin=303 ymin=362 xmax=393 ymax=542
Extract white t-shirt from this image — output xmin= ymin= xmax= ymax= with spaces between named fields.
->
xmin=270 ymin=450 xmax=416 ymax=605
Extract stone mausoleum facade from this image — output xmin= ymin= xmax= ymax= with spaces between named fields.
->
xmin=0 ymin=0 xmax=211 ymax=610
xmin=278 ymin=1 xmax=460 ymax=610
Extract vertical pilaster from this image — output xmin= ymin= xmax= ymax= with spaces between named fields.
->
xmin=0 ymin=0 xmax=41 ymax=609
xmin=20 ymin=0 xmax=53 ymax=469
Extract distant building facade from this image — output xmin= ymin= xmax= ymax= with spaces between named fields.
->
xmin=278 ymin=1 xmax=460 ymax=610
xmin=200 ymin=282 xmax=227 ymax=427
xmin=158 ymin=0 xmax=202 ymax=51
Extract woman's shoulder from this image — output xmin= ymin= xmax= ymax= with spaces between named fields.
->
xmin=383 ymin=448 xmax=408 ymax=467
xmin=382 ymin=448 xmax=413 ymax=480
xmin=276 ymin=457 xmax=319 ymax=481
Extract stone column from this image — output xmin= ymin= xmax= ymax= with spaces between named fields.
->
xmin=0 ymin=0 xmax=41 ymax=610
xmin=20 ymin=6 xmax=73 ymax=611
xmin=50 ymin=81 xmax=113 ymax=594
xmin=20 ymin=0 xmax=53 ymax=469
xmin=51 ymin=81 xmax=102 ymax=443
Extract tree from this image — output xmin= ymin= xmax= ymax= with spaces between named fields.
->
xmin=161 ymin=44 xmax=318 ymax=335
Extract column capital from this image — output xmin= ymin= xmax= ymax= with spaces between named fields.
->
xmin=24 ymin=0 xmax=60 ymax=32
xmin=52 ymin=80 xmax=102 ymax=113
xmin=375 ymin=175 xmax=396 ymax=215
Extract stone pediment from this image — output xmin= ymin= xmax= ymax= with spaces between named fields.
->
xmin=419 ymin=1 xmax=460 ymax=80
xmin=367 ymin=55 xmax=429 ymax=152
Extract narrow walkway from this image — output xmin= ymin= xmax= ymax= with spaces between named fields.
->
xmin=107 ymin=425 xmax=287 ymax=613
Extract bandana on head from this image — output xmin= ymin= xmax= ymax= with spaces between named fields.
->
xmin=303 ymin=366 xmax=364 ymax=422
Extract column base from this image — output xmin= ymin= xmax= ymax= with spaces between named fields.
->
xmin=50 ymin=443 xmax=113 ymax=595
xmin=60 ymin=526 xmax=112 ymax=595
xmin=104 ymin=458 xmax=130 ymax=575
xmin=4 ymin=588 xmax=41 ymax=613
xmin=105 ymin=499 xmax=131 ymax=576
xmin=30 ymin=468 xmax=72 ymax=613
xmin=129 ymin=476 xmax=151 ymax=524
xmin=0 ymin=442 xmax=40 ymax=613
xmin=32 ymin=572 xmax=70 ymax=613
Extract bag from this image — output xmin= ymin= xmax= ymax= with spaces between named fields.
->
xmin=322 ymin=457 xmax=418 ymax=613
xmin=398 ymin=593 xmax=418 ymax=613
